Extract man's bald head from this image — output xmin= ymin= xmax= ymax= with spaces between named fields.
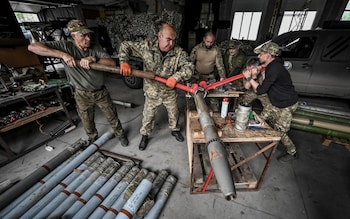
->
xmin=158 ymin=23 xmax=176 ymax=53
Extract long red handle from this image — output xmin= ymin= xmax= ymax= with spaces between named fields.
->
xmin=154 ymin=76 xmax=198 ymax=94
xmin=203 ymin=73 xmax=244 ymax=91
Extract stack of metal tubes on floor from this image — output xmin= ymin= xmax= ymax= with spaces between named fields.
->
xmin=291 ymin=108 xmax=350 ymax=140
xmin=0 ymin=132 xmax=177 ymax=219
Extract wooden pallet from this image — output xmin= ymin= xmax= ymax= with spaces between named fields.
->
xmin=190 ymin=143 xmax=257 ymax=194
xmin=322 ymin=136 xmax=350 ymax=151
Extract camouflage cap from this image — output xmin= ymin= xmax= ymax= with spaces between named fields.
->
xmin=67 ymin=20 xmax=93 ymax=34
xmin=254 ymin=42 xmax=280 ymax=56
xmin=228 ymin=40 xmax=242 ymax=49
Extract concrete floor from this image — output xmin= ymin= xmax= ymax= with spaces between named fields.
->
xmin=1 ymin=74 xmax=350 ymax=219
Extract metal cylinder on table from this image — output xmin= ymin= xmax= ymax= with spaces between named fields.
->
xmin=235 ymin=102 xmax=252 ymax=131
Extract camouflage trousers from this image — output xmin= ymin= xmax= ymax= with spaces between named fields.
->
xmin=241 ymin=91 xmax=270 ymax=108
xmin=198 ymin=73 xmax=216 ymax=82
xmin=140 ymin=91 xmax=179 ymax=136
xmin=74 ymin=87 xmax=125 ymax=140
xmin=260 ymin=102 xmax=298 ymax=155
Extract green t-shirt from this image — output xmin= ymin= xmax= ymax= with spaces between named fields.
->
xmin=46 ymin=41 xmax=110 ymax=90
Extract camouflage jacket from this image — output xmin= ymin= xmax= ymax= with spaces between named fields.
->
xmin=190 ymin=43 xmax=226 ymax=78
xmin=119 ymin=40 xmax=194 ymax=98
xmin=223 ymin=50 xmax=247 ymax=77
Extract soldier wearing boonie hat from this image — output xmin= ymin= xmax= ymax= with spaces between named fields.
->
xmin=228 ymin=39 xmax=242 ymax=49
xmin=254 ymin=42 xmax=280 ymax=56
xmin=223 ymin=39 xmax=247 ymax=79
xmin=67 ymin=20 xmax=93 ymax=34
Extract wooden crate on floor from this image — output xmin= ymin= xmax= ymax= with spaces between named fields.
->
xmin=191 ymin=143 xmax=257 ymax=194
xmin=322 ymin=136 xmax=350 ymax=151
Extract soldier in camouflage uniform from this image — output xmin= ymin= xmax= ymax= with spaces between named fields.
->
xmin=243 ymin=42 xmax=299 ymax=162
xmin=190 ymin=31 xmax=226 ymax=81
xmin=190 ymin=31 xmax=225 ymax=111
xmin=241 ymin=57 xmax=270 ymax=108
xmin=223 ymin=40 xmax=247 ymax=90
xmin=119 ymin=23 xmax=194 ymax=151
xmin=28 ymin=20 xmax=129 ymax=147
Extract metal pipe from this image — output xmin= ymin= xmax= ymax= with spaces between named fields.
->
xmin=102 ymin=168 xmax=148 ymax=219
xmin=62 ymin=159 xmax=120 ymax=218
xmin=143 ymin=175 xmax=177 ymax=219
xmin=0 ymin=151 xmax=81 ymax=217
xmin=19 ymin=152 xmax=99 ymax=218
xmin=87 ymin=62 xmax=199 ymax=94
xmin=136 ymin=170 xmax=169 ymax=217
xmin=116 ymin=172 xmax=156 ymax=219
xmin=292 ymin=115 xmax=350 ymax=133
xmin=193 ymin=92 xmax=236 ymax=200
xmin=112 ymin=99 xmax=135 ymax=108
xmin=73 ymin=161 xmax=135 ymax=219
xmin=0 ymin=138 xmax=85 ymax=211
xmin=48 ymin=157 xmax=115 ymax=218
xmin=297 ymin=104 xmax=350 ymax=118
xmin=291 ymin=122 xmax=350 ymax=139
xmin=32 ymin=153 xmax=106 ymax=219
xmin=294 ymin=109 xmax=350 ymax=126
xmin=88 ymin=166 xmax=140 ymax=219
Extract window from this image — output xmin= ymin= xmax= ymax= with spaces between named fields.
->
xmin=278 ymin=11 xmax=316 ymax=35
xmin=230 ymin=12 xmax=262 ymax=41
xmin=14 ymin=12 xmax=39 ymax=23
xmin=321 ymin=35 xmax=350 ymax=62
xmin=14 ymin=12 xmax=39 ymax=42
xmin=279 ymin=36 xmax=316 ymax=59
xmin=341 ymin=0 xmax=350 ymax=21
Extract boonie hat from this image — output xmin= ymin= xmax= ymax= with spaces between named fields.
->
xmin=228 ymin=40 xmax=242 ymax=49
xmin=254 ymin=42 xmax=280 ymax=56
xmin=67 ymin=20 xmax=93 ymax=34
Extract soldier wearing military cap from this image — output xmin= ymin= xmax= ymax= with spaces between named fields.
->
xmin=28 ymin=19 xmax=129 ymax=147
xmin=223 ymin=39 xmax=247 ymax=78
xmin=243 ymin=42 xmax=299 ymax=162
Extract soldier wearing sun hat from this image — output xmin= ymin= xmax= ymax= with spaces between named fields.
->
xmin=243 ymin=41 xmax=299 ymax=162
xmin=28 ymin=19 xmax=129 ymax=147
xmin=67 ymin=19 xmax=94 ymax=34
xmin=223 ymin=39 xmax=247 ymax=79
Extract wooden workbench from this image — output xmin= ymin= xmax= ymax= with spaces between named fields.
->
xmin=185 ymin=92 xmax=281 ymax=193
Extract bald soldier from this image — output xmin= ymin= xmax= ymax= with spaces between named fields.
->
xmin=119 ymin=22 xmax=194 ymax=151
xmin=190 ymin=31 xmax=226 ymax=81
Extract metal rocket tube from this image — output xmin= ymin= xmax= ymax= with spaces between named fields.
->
xmin=102 ymin=168 xmax=148 ymax=219
xmin=63 ymin=159 xmax=121 ymax=218
xmin=20 ymin=151 xmax=98 ymax=218
xmin=116 ymin=172 xmax=156 ymax=219
xmin=143 ymin=175 xmax=177 ymax=219
xmin=0 ymin=150 xmax=81 ymax=217
xmin=0 ymin=138 xmax=85 ymax=212
xmin=49 ymin=157 xmax=115 ymax=218
xmin=193 ymin=93 xmax=236 ymax=200
xmin=33 ymin=153 xmax=106 ymax=219
xmin=88 ymin=166 xmax=141 ymax=219
xmin=73 ymin=161 xmax=135 ymax=219
xmin=3 ymin=132 xmax=113 ymax=219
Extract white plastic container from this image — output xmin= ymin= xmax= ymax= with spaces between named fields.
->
xmin=221 ymin=98 xmax=229 ymax=118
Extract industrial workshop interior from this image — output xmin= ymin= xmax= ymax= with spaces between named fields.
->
xmin=1 ymin=0 xmax=350 ymax=218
